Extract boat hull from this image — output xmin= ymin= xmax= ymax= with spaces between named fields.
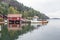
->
xmin=31 ymin=20 xmax=48 ymax=23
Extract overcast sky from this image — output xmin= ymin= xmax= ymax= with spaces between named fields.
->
xmin=17 ymin=0 xmax=60 ymax=18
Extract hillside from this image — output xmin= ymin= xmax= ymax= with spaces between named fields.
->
xmin=0 ymin=0 xmax=49 ymax=19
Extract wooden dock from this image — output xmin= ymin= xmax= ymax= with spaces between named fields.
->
xmin=0 ymin=22 xmax=4 ymax=24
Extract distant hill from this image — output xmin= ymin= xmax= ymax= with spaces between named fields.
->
xmin=0 ymin=0 xmax=49 ymax=19
xmin=51 ymin=18 xmax=60 ymax=19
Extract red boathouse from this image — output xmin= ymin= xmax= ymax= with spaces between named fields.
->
xmin=7 ymin=14 xmax=22 ymax=27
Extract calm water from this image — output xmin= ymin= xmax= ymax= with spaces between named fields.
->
xmin=0 ymin=19 xmax=60 ymax=40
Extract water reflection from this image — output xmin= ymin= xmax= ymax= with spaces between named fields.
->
xmin=8 ymin=24 xmax=22 ymax=31
xmin=0 ymin=33 xmax=1 ymax=38
xmin=31 ymin=22 xmax=48 ymax=29
xmin=0 ymin=22 xmax=48 ymax=40
xmin=0 ymin=25 xmax=1 ymax=31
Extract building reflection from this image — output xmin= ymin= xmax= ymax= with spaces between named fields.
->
xmin=8 ymin=24 xmax=22 ymax=31
xmin=7 ymin=23 xmax=29 ymax=31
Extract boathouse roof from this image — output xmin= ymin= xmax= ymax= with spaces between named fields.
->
xmin=7 ymin=14 xmax=22 ymax=17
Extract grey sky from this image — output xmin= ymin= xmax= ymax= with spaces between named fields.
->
xmin=17 ymin=0 xmax=60 ymax=18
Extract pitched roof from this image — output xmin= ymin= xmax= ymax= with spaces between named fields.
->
xmin=8 ymin=14 xmax=22 ymax=17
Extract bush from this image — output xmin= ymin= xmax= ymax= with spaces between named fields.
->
xmin=0 ymin=18 xmax=4 ymax=22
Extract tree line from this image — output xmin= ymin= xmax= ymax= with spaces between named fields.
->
xmin=0 ymin=0 xmax=49 ymax=19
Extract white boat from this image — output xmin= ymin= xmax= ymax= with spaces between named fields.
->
xmin=4 ymin=20 xmax=7 ymax=23
xmin=31 ymin=20 xmax=48 ymax=23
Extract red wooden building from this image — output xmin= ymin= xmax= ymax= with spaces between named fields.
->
xmin=7 ymin=14 xmax=22 ymax=27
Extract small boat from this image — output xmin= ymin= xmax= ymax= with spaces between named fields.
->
xmin=31 ymin=20 xmax=48 ymax=23
xmin=4 ymin=20 xmax=7 ymax=23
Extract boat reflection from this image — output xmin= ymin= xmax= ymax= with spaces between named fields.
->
xmin=31 ymin=22 xmax=48 ymax=29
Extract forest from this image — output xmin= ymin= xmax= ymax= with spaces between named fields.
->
xmin=0 ymin=0 xmax=49 ymax=19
